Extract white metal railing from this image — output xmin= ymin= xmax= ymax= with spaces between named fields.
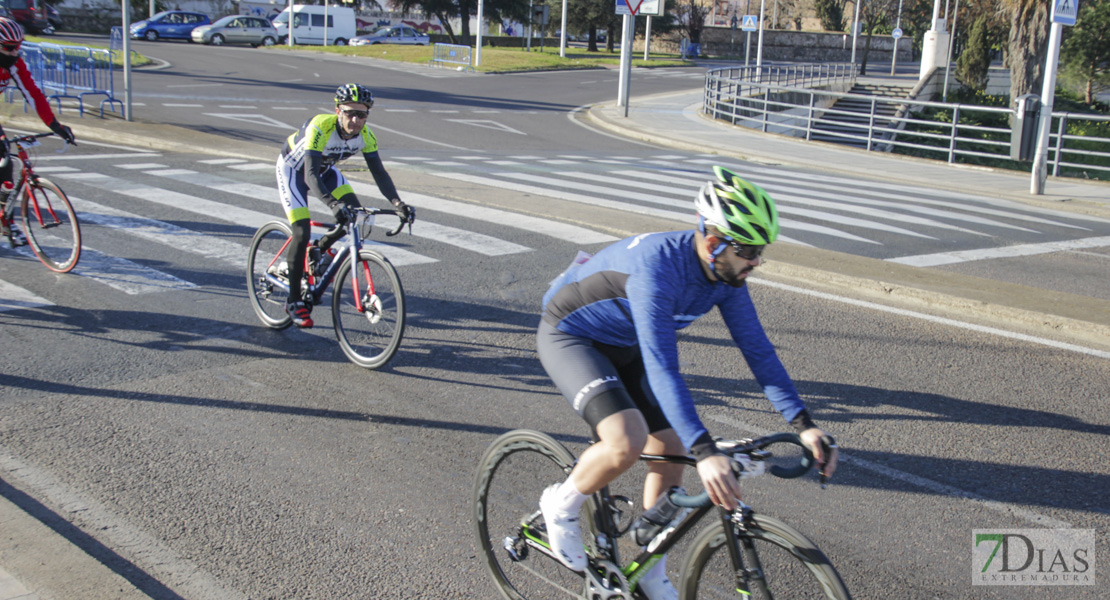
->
xmin=703 ymin=65 xmax=1110 ymax=180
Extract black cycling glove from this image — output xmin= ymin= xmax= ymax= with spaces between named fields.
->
xmin=48 ymin=120 xmax=76 ymax=146
xmin=392 ymin=199 xmax=415 ymax=224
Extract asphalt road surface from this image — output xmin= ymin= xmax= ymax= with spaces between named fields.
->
xmin=1 ymin=39 xmax=1107 ymax=599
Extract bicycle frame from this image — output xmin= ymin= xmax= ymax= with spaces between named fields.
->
xmin=544 ymin=434 xmax=814 ymax=596
xmin=258 ymin=209 xmax=400 ymax=308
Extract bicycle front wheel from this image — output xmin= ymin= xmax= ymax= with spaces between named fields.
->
xmin=246 ymin=221 xmax=294 ymax=330
xmin=474 ymin=429 xmax=598 ymax=600
xmin=331 ymin=250 xmax=405 ymax=369
xmin=680 ymin=513 xmax=851 ymax=599
xmin=20 ymin=177 xmax=81 ymax=273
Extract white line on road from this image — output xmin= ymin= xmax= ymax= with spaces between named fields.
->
xmin=55 ymin=172 xmax=435 ymax=267
xmin=751 ymin=278 xmax=1110 ymax=360
xmin=888 ymin=236 xmax=1110 ymax=266
xmin=0 ymin=278 xmax=53 ymax=311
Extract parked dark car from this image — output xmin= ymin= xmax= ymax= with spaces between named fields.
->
xmin=130 ymin=10 xmax=210 ymax=41
xmin=44 ymin=3 xmax=60 ymax=31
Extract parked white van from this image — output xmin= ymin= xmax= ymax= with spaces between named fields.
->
xmin=272 ymin=4 xmax=356 ymax=46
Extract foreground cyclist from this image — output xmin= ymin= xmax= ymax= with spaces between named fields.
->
xmin=0 ymin=17 xmax=77 ymax=248
xmin=276 ymin=83 xmax=414 ymax=328
xmin=536 ymin=166 xmax=838 ymax=598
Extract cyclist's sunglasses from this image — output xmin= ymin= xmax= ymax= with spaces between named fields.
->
xmin=0 ymin=42 xmax=21 ymax=52
xmin=729 ymin=241 xmax=765 ymax=260
xmin=340 ymin=108 xmax=370 ymax=119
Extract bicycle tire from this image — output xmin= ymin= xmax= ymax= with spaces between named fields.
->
xmin=680 ymin=513 xmax=851 ymax=600
xmin=331 ymin=249 xmax=405 ymax=369
xmin=246 ymin=221 xmax=294 ymax=330
xmin=473 ymin=429 xmax=600 ymax=600
xmin=20 ymin=177 xmax=81 ymax=273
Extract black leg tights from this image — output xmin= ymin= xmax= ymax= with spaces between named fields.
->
xmin=285 ymin=219 xmax=311 ymax=304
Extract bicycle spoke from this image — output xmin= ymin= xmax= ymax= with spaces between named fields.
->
xmin=246 ymin=222 xmax=294 ymax=329
xmin=474 ymin=431 xmax=592 ymax=600
xmin=331 ymin=250 xmax=404 ymax=369
xmin=21 ymin=179 xmax=81 ymax=273
xmin=682 ymin=516 xmax=851 ymax=599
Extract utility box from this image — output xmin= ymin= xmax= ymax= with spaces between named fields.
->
xmin=1011 ymin=94 xmax=1041 ymax=162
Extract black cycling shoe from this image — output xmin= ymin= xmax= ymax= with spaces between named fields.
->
xmin=286 ymin=301 xmax=313 ymax=328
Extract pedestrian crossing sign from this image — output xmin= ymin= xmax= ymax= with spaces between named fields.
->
xmin=741 ymin=16 xmax=758 ymax=31
xmin=1052 ymin=0 xmax=1078 ymax=26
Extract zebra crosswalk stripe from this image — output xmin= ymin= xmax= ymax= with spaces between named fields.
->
xmin=0 ymin=279 xmax=53 ymax=312
xmin=56 ymin=171 xmax=435 ymax=267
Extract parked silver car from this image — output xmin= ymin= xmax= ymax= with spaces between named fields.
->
xmin=191 ymin=15 xmax=279 ymax=47
xmin=350 ymin=24 xmax=429 ymax=46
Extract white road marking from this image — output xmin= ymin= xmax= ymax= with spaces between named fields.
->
xmin=75 ymin=197 xmax=249 ymax=269
xmin=751 ymin=277 xmax=1110 ymax=361
xmin=115 ymin=163 xmax=169 ymax=170
xmin=888 ymin=236 xmax=1110 ymax=266
xmin=55 ymin=172 xmax=434 ymax=267
xmin=0 ymin=278 xmax=53 ymax=311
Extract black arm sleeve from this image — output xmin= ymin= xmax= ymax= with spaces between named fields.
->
xmin=303 ymin=151 xmax=332 ymax=203
xmin=363 ymin=151 xmax=400 ymax=203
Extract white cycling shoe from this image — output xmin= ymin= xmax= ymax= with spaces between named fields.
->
xmin=638 ymin=557 xmax=679 ymax=600
xmin=540 ymin=484 xmax=587 ymax=572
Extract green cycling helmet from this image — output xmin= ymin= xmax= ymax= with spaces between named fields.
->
xmin=694 ymin=166 xmax=780 ymax=245
xmin=334 ymin=83 xmax=374 ymax=108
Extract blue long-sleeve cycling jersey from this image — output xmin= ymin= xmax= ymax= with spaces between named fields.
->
xmin=541 ymin=230 xmax=805 ymax=449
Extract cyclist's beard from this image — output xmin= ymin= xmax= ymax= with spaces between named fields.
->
xmin=0 ymin=54 xmax=18 ymax=69
xmin=715 ymin=263 xmax=754 ymax=288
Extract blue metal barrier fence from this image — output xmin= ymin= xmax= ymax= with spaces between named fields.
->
xmin=7 ymin=41 xmax=123 ymax=117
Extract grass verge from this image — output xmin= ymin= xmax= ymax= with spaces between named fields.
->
xmin=268 ymin=42 xmax=687 ymax=73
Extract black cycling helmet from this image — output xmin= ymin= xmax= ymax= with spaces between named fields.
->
xmin=334 ymin=83 xmax=374 ymax=109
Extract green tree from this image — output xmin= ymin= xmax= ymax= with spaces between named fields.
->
xmin=855 ymin=0 xmax=898 ymax=75
xmin=956 ymin=14 xmax=992 ymax=91
xmin=1061 ymin=0 xmax=1110 ymax=103
xmin=551 ymin=0 xmax=615 ymax=51
xmin=816 ymin=0 xmax=846 ymax=31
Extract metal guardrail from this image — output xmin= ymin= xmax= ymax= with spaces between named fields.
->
xmin=10 ymin=41 xmax=122 ymax=117
xmin=429 ymin=43 xmax=472 ymax=72
xmin=703 ymin=65 xmax=1110 ymax=180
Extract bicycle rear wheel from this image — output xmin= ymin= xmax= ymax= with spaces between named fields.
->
xmin=474 ymin=429 xmax=599 ymax=600
xmin=680 ymin=513 xmax=851 ymax=599
xmin=331 ymin=250 xmax=405 ymax=369
xmin=20 ymin=177 xmax=81 ymax=273
xmin=246 ymin=221 xmax=294 ymax=329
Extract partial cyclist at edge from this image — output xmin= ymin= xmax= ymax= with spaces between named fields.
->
xmin=275 ymin=83 xmax=414 ymax=328
xmin=0 ymin=17 xmax=77 ymax=248
xmin=536 ymin=166 xmax=839 ymax=599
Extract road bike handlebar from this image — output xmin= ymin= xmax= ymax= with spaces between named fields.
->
xmin=669 ymin=432 xmax=816 ymax=509
xmin=0 ymin=132 xmax=62 ymax=169
xmin=338 ymin=206 xmax=409 ymax=237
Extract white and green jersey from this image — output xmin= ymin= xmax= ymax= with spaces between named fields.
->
xmin=280 ymin=113 xmax=379 ymax=173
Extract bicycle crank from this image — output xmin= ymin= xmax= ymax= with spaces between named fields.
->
xmin=584 ymin=559 xmax=631 ymax=600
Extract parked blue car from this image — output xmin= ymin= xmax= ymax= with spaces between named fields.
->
xmin=130 ymin=10 xmax=211 ymax=42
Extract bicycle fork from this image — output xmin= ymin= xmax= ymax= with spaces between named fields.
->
xmin=722 ymin=504 xmax=767 ymax=597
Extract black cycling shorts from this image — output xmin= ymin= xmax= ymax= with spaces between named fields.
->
xmin=536 ymin=320 xmax=671 ymax=434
